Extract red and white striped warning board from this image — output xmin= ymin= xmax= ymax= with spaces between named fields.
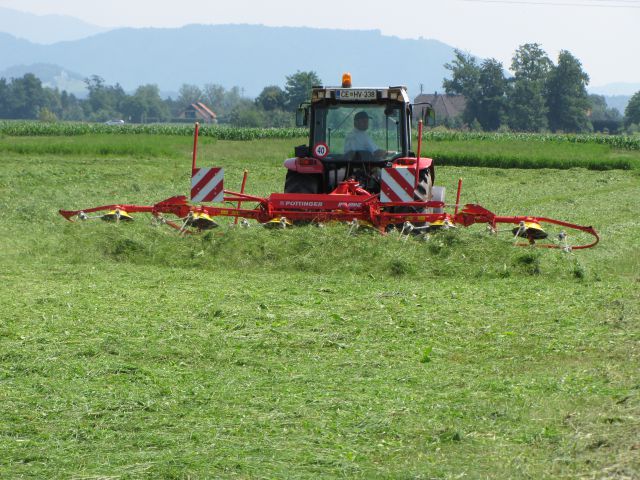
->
xmin=380 ymin=167 xmax=416 ymax=203
xmin=191 ymin=167 xmax=224 ymax=203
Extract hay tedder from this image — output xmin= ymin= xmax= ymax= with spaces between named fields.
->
xmin=60 ymin=74 xmax=599 ymax=250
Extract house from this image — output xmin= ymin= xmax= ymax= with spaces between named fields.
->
xmin=181 ymin=102 xmax=217 ymax=124
xmin=413 ymin=92 xmax=466 ymax=125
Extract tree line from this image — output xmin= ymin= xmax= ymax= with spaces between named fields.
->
xmin=0 ymin=71 xmax=320 ymax=127
xmin=0 ymin=53 xmax=638 ymax=133
xmin=442 ymin=43 xmax=639 ymax=134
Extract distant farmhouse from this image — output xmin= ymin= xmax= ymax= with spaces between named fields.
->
xmin=181 ymin=102 xmax=217 ymax=124
xmin=413 ymin=92 xmax=466 ymax=126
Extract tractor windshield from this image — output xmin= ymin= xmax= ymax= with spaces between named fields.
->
xmin=312 ymin=104 xmax=403 ymax=161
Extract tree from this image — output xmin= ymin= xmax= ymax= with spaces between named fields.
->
xmin=545 ymin=50 xmax=591 ymax=132
xmin=507 ymin=43 xmax=552 ymax=132
xmin=261 ymin=109 xmax=295 ymax=128
xmin=221 ymin=86 xmax=244 ymax=114
xmin=0 ymin=75 xmax=81 ymax=120
xmin=624 ymin=91 xmax=640 ymax=127
xmin=228 ymin=103 xmax=265 ymax=127
xmin=284 ymin=71 xmax=321 ymax=111
xmin=477 ymin=58 xmax=508 ymax=131
xmin=42 ymin=87 xmax=62 ymax=118
xmin=511 ymin=43 xmax=552 ymax=81
xmin=443 ymin=50 xmax=480 ymax=95
xmin=202 ymin=84 xmax=226 ymax=113
xmin=84 ymin=75 xmax=126 ymax=120
xmin=589 ymin=94 xmax=622 ymax=133
xmin=443 ymin=51 xmax=508 ymax=130
xmin=8 ymin=74 xmax=47 ymax=118
xmin=122 ymin=84 xmax=169 ymax=123
xmin=443 ymin=50 xmax=481 ymax=125
xmin=177 ymin=84 xmax=202 ymax=112
xmin=38 ymin=107 xmax=57 ymax=122
xmin=60 ymin=91 xmax=84 ymax=121
xmin=201 ymin=84 xmax=245 ymax=121
xmin=256 ymin=85 xmax=286 ymax=111
xmin=0 ymin=78 xmax=10 ymax=118
xmin=85 ymin=75 xmax=106 ymax=112
xmin=589 ymin=95 xmax=622 ymax=122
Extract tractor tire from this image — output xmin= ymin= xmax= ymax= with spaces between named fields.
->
xmin=284 ymin=170 xmax=322 ymax=194
xmin=283 ymin=171 xmax=323 ymax=225
xmin=413 ymin=168 xmax=433 ymax=206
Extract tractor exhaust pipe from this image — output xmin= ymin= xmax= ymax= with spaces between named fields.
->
xmin=414 ymin=119 xmax=423 ymax=190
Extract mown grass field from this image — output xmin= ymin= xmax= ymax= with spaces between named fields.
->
xmin=0 ymin=133 xmax=639 ymax=479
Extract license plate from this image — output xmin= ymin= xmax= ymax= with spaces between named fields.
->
xmin=336 ymin=89 xmax=376 ymax=101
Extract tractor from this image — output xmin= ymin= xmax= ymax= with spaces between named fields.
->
xmin=283 ymin=73 xmax=438 ymax=215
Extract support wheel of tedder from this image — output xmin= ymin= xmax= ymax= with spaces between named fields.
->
xmin=392 ymin=168 xmax=433 ymax=232
xmin=284 ymin=171 xmax=322 ymax=194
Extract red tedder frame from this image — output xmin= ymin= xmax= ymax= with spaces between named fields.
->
xmin=59 ymin=123 xmax=600 ymax=250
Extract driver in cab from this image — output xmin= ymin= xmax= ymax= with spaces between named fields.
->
xmin=344 ymin=111 xmax=386 ymax=160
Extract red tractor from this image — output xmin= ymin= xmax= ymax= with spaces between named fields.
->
xmin=283 ymin=73 xmax=438 ymax=218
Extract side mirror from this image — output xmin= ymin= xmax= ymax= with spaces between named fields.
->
xmin=296 ymin=107 xmax=309 ymax=127
xmin=422 ymin=106 xmax=436 ymax=126
xmin=294 ymin=144 xmax=310 ymax=157
xmin=412 ymin=102 xmax=436 ymax=127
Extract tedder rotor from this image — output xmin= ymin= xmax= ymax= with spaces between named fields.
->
xmin=59 ymin=74 xmax=599 ymax=251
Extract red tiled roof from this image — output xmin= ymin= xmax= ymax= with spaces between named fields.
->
xmin=186 ymin=102 xmax=217 ymax=120
xmin=196 ymin=102 xmax=217 ymax=119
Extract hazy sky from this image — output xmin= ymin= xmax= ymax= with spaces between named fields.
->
xmin=1 ymin=0 xmax=638 ymax=86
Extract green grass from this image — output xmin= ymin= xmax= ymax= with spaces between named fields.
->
xmin=425 ymin=138 xmax=640 ymax=170
xmin=423 ymin=130 xmax=640 ymax=151
xmin=3 ymin=129 xmax=640 ymax=170
xmin=0 ymin=134 xmax=638 ymax=478
xmin=0 ymin=134 xmax=209 ymax=158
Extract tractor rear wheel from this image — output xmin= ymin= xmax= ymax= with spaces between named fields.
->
xmin=392 ymin=168 xmax=433 ymax=230
xmin=283 ymin=171 xmax=324 ymax=225
xmin=284 ymin=171 xmax=322 ymax=194
xmin=413 ymin=168 xmax=433 ymax=206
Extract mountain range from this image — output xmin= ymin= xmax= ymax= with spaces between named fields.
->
xmin=0 ymin=21 xmax=457 ymax=99
xmin=0 ymin=7 xmax=637 ymax=110
xmin=0 ymin=7 xmax=107 ymax=44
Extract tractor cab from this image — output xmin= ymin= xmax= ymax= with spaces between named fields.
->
xmin=284 ymin=74 xmax=421 ymax=194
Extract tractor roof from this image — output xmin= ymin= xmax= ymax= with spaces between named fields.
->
xmin=310 ymin=85 xmax=410 ymax=103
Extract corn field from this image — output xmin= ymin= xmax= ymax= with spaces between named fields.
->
xmin=0 ymin=121 xmax=306 ymax=140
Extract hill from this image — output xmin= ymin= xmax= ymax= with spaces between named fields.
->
xmin=0 ymin=24 xmax=457 ymax=97
xmin=0 ymin=7 xmax=108 ymax=44
xmin=603 ymin=95 xmax=632 ymax=115
xmin=589 ymin=82 xmax=640 ymax=96
xmin=589 ymin=83 xmax=639 ymax=113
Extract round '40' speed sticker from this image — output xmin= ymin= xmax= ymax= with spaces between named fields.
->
xmin=313 ymin=142 xmax=329 ymax=159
